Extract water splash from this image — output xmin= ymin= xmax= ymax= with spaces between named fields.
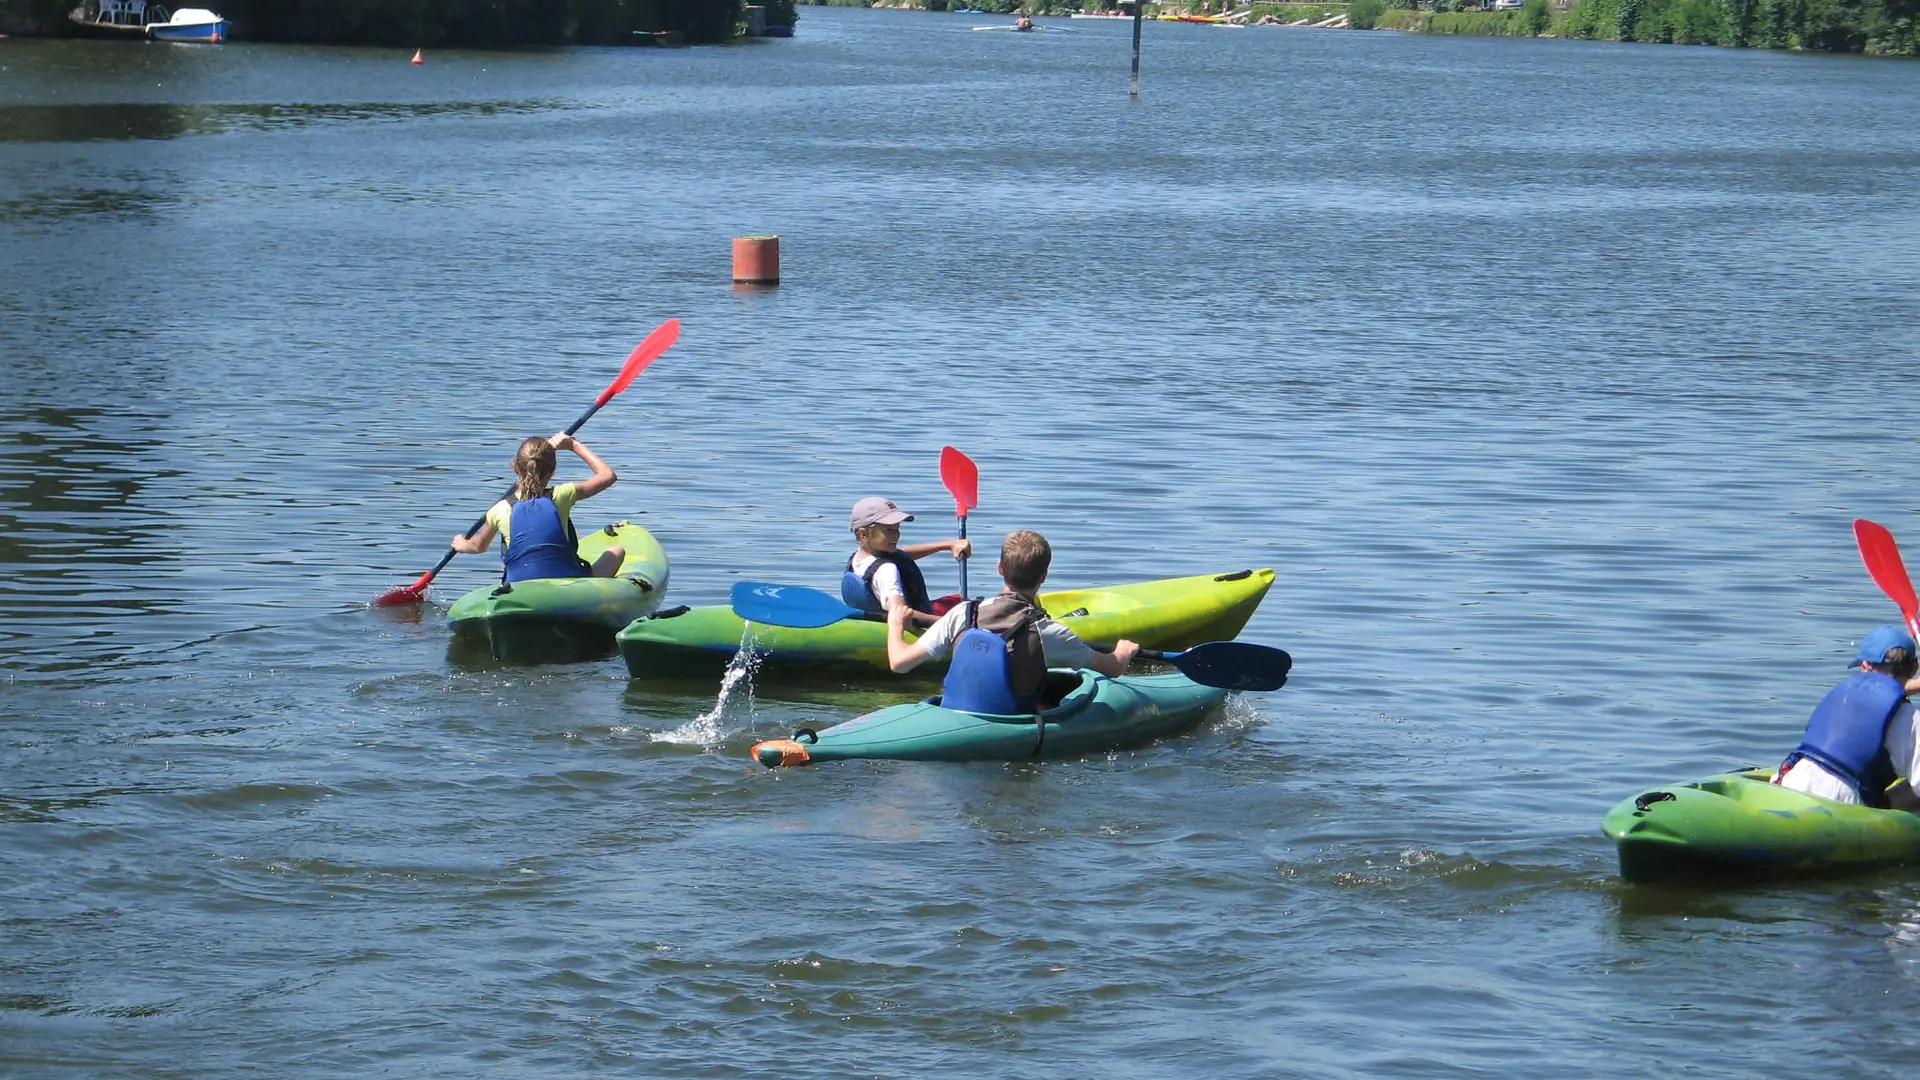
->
xmin=648 ymin=632 xmax=763 ymax=746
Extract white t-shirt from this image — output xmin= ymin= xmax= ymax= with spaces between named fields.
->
xmin=1776 ymin=699 xmax=1920 ymax=804
xmin=848 ymin=551 xmax=907 ymax=609
xmin=915 ymin=600 xmax=1099 ymax=669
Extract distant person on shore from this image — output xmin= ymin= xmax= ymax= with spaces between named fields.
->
xmin=449 ymin=434 xmax=624 ymax=581
xmin=883 ymin=530 xmax=1139 ymax=714
xmin=1773 ymin=625 xmax=1920 ymax=807
xmin=842 ymin=496 xmax=970 ymax=627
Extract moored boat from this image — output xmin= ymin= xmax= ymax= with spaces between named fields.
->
xmin=447 ymin=520 xmax=669 ymax=663
xmin=147 ymin=7 xmax=227 ymax=41
xmin=1602 ymin=769 xmax=1920 ymax=883
xmin=616 ymin=567 xmax=1274 ymax=681
xmin=752 ymin=670 xmax=1227 ymax=766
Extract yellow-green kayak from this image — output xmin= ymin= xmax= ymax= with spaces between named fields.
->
xmin=616 ymin=567 xmax=1273 ymax=681
xmin=448 ymin=520 xmax=669 ymax=663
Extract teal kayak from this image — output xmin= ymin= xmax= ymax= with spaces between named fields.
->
xmin=751 ymin=670 xmax=1228 ymax=766
xmin=1602 ymin=769 xmax=1920 ymax=882
xmin=619 ymin=568 xmax=1274 ymax=681
xmin=447 ymin=521 xmax=669 ymax=663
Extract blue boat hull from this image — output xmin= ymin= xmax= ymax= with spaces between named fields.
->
xmin=752 ymin=670 xmax=1229 ymax=766
xmin=150 ymin=19 xmax=225 ymax=40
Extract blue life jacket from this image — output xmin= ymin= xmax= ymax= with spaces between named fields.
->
xmin=502 ymin=495 xmax=586 ymax=583
xmin=840 ymin=550 xmax=933 ymax=616
xmin=941 ymin=594 xmax=1045 ymax=715
xmin=1786 ymin=670 xmax=1909 ymax=808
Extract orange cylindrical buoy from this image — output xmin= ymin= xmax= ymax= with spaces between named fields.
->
xmin=411 ymin=48 xmax=424 ymax=64
xmin=731 ymin=235 xmax=780 ymax=286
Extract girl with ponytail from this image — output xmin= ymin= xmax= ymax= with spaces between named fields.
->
xmin=448 ymin=433 xmax=625 ymax=581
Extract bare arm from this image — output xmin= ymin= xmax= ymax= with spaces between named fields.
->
xmin=883 ymin=592 xmax=942 ymax=628
xmin=901 ymin=539 xmax=971 ymax=562
xmin=450 ymin=519 xmax=499 ymax=555
xmin=885 ymin=603 xmax=936 ymax=673
xmin=1083 ymin=638 xmax=1139 ymax=678
xmin=553 ymin=433 xmax=618 ymax=499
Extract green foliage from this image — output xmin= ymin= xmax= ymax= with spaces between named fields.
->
xmin=760 ymin=0 xmax=796 ymax=27
xmin=1558 ymin=0 xmax=1915 ymax=49
xmin=1521 ymin=0 xmax=1548 ymax=30
xmin=1347 ymin=0 xmax=1382 ymax=25
xmin=1423 ymin=9 xmax=1522 ymax=31
xmin=38 ymin=0 xmax=748 ymax=41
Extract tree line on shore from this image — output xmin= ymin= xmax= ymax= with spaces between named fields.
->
xmin=5 ymin=0 xmax=793 ymax=43
xmin=844 ymin=0 xmax=1914 ymax=52
xmin=1294 ymin=0 xmax=1912 ymax=53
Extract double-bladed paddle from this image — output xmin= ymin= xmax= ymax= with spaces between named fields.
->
xmin=1854 ymin=518 xmax=1920 ymax=640
xmin=1138 ymin=642 xmax=1291 ymax=692
xmin=728 ymin=581 xmax=1289 ymax=690
xmin=372 ymin=318 xmax=682 ymax=607
xmin=730 ymin=580 xmax=863 ymax=629
xmin=940 ymin=446 xmax=979 ymax=600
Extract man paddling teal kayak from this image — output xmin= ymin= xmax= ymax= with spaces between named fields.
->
xmin=883 ymin=530 xmax=1138 ymax=714
xmin=1774 ymin=626 xmax=1920 ymax=807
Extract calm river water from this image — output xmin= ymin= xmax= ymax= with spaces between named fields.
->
xmin=4 ymin=10 xmax=1920 ymax=1075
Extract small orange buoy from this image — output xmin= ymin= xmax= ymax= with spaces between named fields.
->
xmin=731 ymin=235 xmax=780 ymax=286
xmin=411 ymin=48 xmax=424 ymax=64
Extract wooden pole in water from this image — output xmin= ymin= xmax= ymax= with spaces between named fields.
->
xmin=1129 ymin=1 xmax=1143 ymax=96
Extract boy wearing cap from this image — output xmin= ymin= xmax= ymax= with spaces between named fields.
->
xmin=1774 ymin=626 xmax=1920 ymax=807
xmin=841 ymin=496 xmax=971 ymax=628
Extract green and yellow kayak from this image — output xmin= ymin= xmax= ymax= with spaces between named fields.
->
xmin=616 ymin=567 xmax=1274 ymax=681
xmin=1602 ymin=769 xmax=1920 ymax=882
xmin=448 ymin=520 xmax=669 ymax=663
xmin=752 ymin=670 xmax=1228 ymax=766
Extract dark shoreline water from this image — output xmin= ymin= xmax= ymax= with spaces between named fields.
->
xmin=5 ymin=11 xmax=1920 ymax=1076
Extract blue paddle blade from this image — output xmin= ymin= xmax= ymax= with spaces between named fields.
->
xmin=1161 ymin=641 xmax=1291 ymax=691
xmin=730 ymin=581 xmax=862 ymax=629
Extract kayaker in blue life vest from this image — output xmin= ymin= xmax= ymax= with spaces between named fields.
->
xmin=883 ymin=530 xmax=1139 ymax=714
xmin=448 ymin=433 xmax=624 ymax=582
xmin=842 ymin=496 xmax=970 ymax=627
xmin=1773 ymin=625 xmax=1920 ymax=808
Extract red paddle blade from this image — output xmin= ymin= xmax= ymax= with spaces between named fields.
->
xmin=372 ymin=572 xmax=434 ymax=608
xmin=940 ymin=445 xmax=978 ymax=517
xmin=596 ymin=318 xmax=681 ymax=406
xmin=1854 ymin=518 xmax=1920 ymax=637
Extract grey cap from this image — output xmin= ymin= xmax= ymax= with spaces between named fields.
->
xmin=850 ymin=497 xmax=913 ymax=531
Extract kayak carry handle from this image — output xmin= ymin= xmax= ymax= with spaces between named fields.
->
xmin=1633 ymin=791 xmax=1676 ymax=812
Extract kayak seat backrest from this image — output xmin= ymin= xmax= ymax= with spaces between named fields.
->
xmin=942 ymin=627 xmax=1024 ymax=715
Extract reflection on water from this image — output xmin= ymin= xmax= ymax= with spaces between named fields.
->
xmin=0 ymin=99 xmax=569 ymax=143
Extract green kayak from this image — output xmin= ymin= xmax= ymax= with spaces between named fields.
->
xmin=1602 ymin=769 xmax=1920 ymax=883
xmin=447 ymin=520 xmax=669 ymax=663
xmin=751 ymin=670 xmax=1228 ymax=766
xmin=617 ymin=567 xmax=1274 ymax=681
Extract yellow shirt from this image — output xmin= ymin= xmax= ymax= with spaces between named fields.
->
xmin=485 ymin=483 xmax=582 ymax=544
